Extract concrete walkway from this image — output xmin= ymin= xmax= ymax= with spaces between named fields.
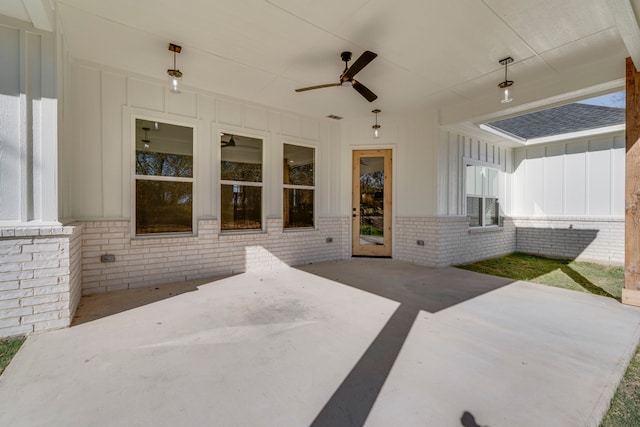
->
xmin=1 ymin=259 xmax=639 ymax=426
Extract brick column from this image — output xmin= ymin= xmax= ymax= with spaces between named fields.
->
xmin=0 ymin=225 xmax=83 ymax=338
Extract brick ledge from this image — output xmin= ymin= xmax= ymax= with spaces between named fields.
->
xmin=0 ymin=224 xmax=82 ymax=238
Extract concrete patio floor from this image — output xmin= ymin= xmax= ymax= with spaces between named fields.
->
xmin=1 ymin=259 xmax=640 ymax=426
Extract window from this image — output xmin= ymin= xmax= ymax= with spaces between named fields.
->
xmin=220 ymin=133 xmax=263 ymax=231
xmin=466 ymin=164 xmax=499 ymax=227
xmin=283 ymin=144 xmax=315 ymax=228
xmin=135 ymin=119 xmax=194 ymax=235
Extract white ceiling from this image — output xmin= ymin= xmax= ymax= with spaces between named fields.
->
xmin=1 ymin=0 xmax=637 ymax=122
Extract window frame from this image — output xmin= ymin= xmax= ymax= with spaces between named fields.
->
xmin=463 ymin=160 xmax=502 ymax=229
xmin=131 ymin=113 xmax=197 ymax=238
xmin=218 ymin=130 xmax=265 ymax=233
xmin=282 ymin=142 xmax=316 ymax=230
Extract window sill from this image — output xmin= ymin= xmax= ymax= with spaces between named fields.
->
xmin=132 ymin=232 xmax=196 ymax=240
xmin=284 ymin=227 xmax=316 ymax=233
xmin=219 ymin=229 xmax=266 ymax=236
xmin=468 ymin=226 xmax=503 ymax=234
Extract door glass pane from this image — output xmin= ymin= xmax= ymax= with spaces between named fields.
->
xmin=359 ymin=157 xmax=384 ymax=246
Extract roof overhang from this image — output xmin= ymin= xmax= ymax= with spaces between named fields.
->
xmin=479 ymin=123 xmax=625 ymax=146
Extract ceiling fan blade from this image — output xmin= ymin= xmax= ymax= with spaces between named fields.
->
xmin=295 ymin=83 xmax=340 ymax=92
xmin=343 ymin=51 xmax=377 ymax=80
xmin=353 ymin=81 xmax=377 ymax=102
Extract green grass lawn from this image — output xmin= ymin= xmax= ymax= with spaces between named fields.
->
xmin=456 ymin=252 xmax=638 ymax=427
xmin=0 ymin=336 xmax=25 ymax=376
xmin=456 ymin=252 xmax=623 ymax=299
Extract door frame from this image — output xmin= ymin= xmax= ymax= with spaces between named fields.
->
xmin=351 ymin=147 xmax=394 ymax=257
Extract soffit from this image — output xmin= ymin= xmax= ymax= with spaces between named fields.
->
xmin=2 ymin=0 xmax=633 ymax=121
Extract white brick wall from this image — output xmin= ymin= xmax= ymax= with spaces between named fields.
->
xmin=396 ymin=217 xmax=516 ymax=267
xmin=80 ymin=217 xmax=349 ymax=294
xmin=513 ymin=217 xmax=624 ymax=265
xmin=0 ymin=214 xmax=621 ymax=339
xmin=0 ymin=225 xmax=83 ymax=338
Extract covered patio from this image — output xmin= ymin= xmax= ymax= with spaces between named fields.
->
xmin=1 ymin=259 xmax=639 ymax=426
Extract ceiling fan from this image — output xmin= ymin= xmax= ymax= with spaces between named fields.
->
xmin=221 ymin=135 xmax=236 ymax=147
xmin=295 ymin=51 xmax=378 ymax=102
xmin=221 ymin=134 xmax=260 ymax=150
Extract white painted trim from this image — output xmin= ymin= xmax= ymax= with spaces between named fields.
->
xmin=218 ymin=128 xmax=268 ymax=234
xmin=282 ymin=141 xmax=317 ymax=230
xmin=125 ymin=109 xmax=199 ymax=238
xmin=479 ymin=123 xmax=626 ymax=146
xmin=22 ymin=0 xmax=53 ymax=32
xmin=462 ymin=161 xmax=504 ymax=228
xmin=349 ymin=144 xmax=397 ymax=258
xmin=526 ymin=124 xmax=626 ymax=145
xmin=462 ymin=156 xmax=507 ymax=172
xmin=608 ymin=0 xmax=640 ymax=71
xmin=478 ymin=124 xmax=525 ymax=144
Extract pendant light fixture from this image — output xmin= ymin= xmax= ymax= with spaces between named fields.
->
xmin=372 ymin=109 xmax=381 ymax=138
xmin=498 ymin=57 xmax=514 ymax=104
xmin=167 ymin=43 xmax=183 ymax=94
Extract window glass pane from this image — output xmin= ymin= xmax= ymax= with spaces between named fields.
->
xmin=221 ymin=133 xmax=262 ymax=182
xmin=136 ymin=152 xmax=193 ymax=177
xmin=475 ymin=167 xmax=483 ymax=195
xmin=136 ymin=180 xmax=192 ymax=234
xmin=136 ymin=120 xmax=193 ymax=177
xmin=284 ymin=189 xmax=314 ymax=228
xmin=487 ymin=168 xmax=499 ymax=197
xmin=465 ymin=165 xmax=476 ymax=195
xmin=485 ymin=197 xmax=499 ymax=225
xmin=466 ymin=165 xmax=483 ymax=196
xmin=221 ymin=184 xmax=262 ymax=230
xmin=284 ymin=144 xmax=314 ymax=186
xmin=467 ymin=196 xmax=481 ymax=227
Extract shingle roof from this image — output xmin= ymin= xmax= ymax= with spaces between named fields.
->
xmin=486 ymin=103 xmax=625 ymax=140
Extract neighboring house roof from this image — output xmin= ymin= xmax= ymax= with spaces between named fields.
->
xmin=486 ymin=103 xmax=625 ymax=140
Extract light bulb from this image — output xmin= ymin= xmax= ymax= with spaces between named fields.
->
xmin=501 ymin=87 xmax=512 ymax=104
xmin=170 ymin=76 xmax=181 ymax=94
xmin=374 ymin=128 xmax=379 ymax=138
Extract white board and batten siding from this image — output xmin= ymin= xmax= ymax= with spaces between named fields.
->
xmin=511 ymin=132 xmax=625 ymax=265
xmin=438 ymin=130 xmax=512 ymax=216
xmin=0 ymin=15 xmax=58 ymax=224
xmin=63 ymin=61 xmax=338 ymax=223
xmin=512 ymin=133 xmax=625 ymax=217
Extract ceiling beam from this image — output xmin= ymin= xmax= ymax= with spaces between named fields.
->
xmin=608 ymin=0 xmax=640 ymax=71
xmin=21 ymin=0 xmax=53 ymax=32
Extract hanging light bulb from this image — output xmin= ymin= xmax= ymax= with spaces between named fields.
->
xmin=372 ymin=109 xmax=381 ymax=139
xmin=498 ymin=57 xmax=514 ymax=104
xmin=167 ymin=43 xmax=183 ymax=94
